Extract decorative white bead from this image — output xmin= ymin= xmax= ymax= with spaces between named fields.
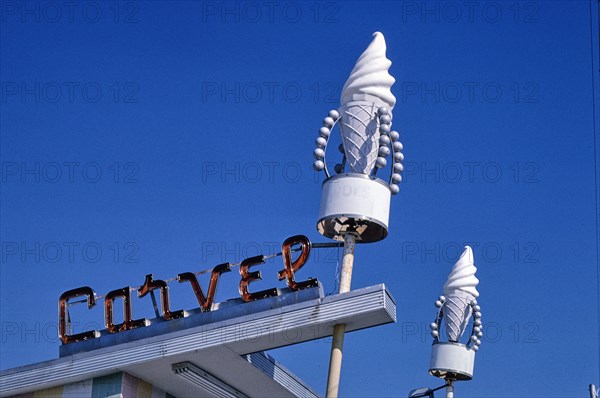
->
xmin=323 ymin=117 xmax=334 ymax=127
xmin=319 ymin=127 xmax=330 ymax=138
xmin=379 ymin=135 xmax=391 ymax=146
xmin=379 ymin=114 xmax=391 ymax=124
xmin=313 ymin=160 xmax=325 ymax=171
xmin=328 ymin=110 xmax=340 ymax=120
xmin=377 ymin=107 xmax=389 ymax=116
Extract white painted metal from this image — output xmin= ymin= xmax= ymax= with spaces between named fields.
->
xmin=172 ymin=362 xmax=247 ymax=398
xmin=429 ymin=342 xmax=476 ymax=381
xmin=317 ymin=174 xmax=391 ymax=242
xmin=243 ymin=352 xmax=318 ymax=398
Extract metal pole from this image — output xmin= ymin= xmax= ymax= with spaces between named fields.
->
xmin=445 ymin=380 xmax=454 ymax=398
xmin=325 ymin=233 xmax=356 ymax=398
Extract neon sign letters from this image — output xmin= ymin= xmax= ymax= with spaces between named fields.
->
xmin=58 ymin=235 xmax=319 ymax=345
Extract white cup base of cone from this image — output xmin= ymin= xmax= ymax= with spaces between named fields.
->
xmin=317 ymin=174 xmax=391 ymax=243
xmin=429 ymin=342 xmax=476 ymax=381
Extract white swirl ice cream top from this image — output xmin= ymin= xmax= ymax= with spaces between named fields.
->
xmin=443 ymin=246 xmax=479 ymax=298
xmin=340 ymin=32 xmax=396 ymax=109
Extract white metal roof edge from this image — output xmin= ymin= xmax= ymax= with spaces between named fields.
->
xmin=244 ymin=352 xmax=320 ymax=398
xmin=0 ymin=283 xmax=396 ymax=396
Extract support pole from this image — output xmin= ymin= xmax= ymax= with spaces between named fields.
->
xmin=446 ymin=380 xmax=454 ymax=398
xmin=325 ymin=233 xmax=356 ymax=398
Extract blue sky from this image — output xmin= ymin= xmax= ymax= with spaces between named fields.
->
xmin=1 ymin=1 xmax=599 ymax=397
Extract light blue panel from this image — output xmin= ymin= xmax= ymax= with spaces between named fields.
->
xmin=91 ymin=373 xmax=123 ymax=398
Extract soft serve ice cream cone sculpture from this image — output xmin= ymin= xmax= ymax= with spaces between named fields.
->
xmin=339 ymin=31 xmax=396 ymax=175
xmin=313 ymin=32 xmax=404 ymax=243
xmin=442 ymin=246 xmax=480 ymax=342
xmin=429 ymin=246 xmax=482 ymax=382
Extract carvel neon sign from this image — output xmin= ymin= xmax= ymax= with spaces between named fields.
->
xmin=59 ymin=235 xmax=326 ymax=345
